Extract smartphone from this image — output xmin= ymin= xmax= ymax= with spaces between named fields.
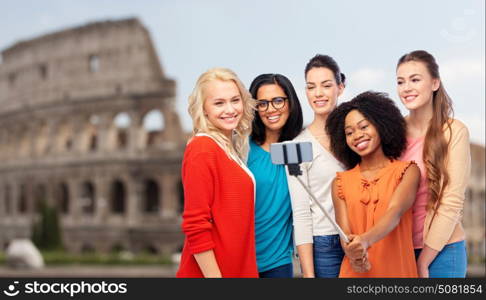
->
xmin=270 ymin=141 xmax=313 ymax=165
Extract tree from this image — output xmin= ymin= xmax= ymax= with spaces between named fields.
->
xmin=31 ymin=200 xmax=63 ymax=251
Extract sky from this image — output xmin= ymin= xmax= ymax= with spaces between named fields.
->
xmin=1 ymin=0 xmax=484 ymax=145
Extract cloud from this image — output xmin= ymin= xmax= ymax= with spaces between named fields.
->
xmin=440 ymin=57 xmax=485 ymax=83
xmin=348 ymin=68 xmax=388 ymax=91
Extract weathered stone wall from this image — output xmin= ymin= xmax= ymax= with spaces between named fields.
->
xmin=464 ymin=143 xmax=485 ymax=262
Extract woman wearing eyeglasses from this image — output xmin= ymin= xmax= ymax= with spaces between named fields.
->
xmin=247 ymin=73 xmax=303 ymax=277
xmin=287 ymin=54 xmax=346 ymax=277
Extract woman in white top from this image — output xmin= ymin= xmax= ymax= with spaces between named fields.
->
xmin=287 ymin=54 xmax=346 ymax=277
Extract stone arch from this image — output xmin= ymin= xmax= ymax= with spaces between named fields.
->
xmin=80 ymin=115 xmax=99 ymax=152
xmin=142 ymin=109 xmax=165 ymax=148
xmin=34 ymin=184 xmax=47 ymax=213
xmin=110 ymin=179 xmax=126 ymax=214
xmin=466 ymin=188 xmax=473 ymax=201
xmin=0 ymin=130 xmax=5 ymax=159
xmin=56 ymin=120 xmax=74 ymax=152
xmin=143 ymin=244 xmax=159 ymax=254
xmin=8 ymin=72 xmax=17 ymax=88
xmin=3 ymin=184 xmax=11 ymax=214
xmin=34 ymin=121 xmax=49 ymax=156
xmin=89 ymin=134 xmax=98 ymax=151
xmin=113 ymin=112 xmax=131 ymax=150
xmin=81 ymin=243 xmax=95 ymax=253
xmin=0 ymin=129 xmax=7 ymax=160
xmin=465 ymin=188 xmax=474 ymax=227
xmin=8 ymin=130 xmax=18 ymax=159
xmin=479 ymin=190 xmax=485 ymax=224
xmin=178 ymin=180 xmax=184 ymax=214
xmin=143 ymin=109 xmax=165 ymax=131
xmin=111 ymin=243 xmax=125 ymax=254
xmin=18 ymin=184 xmax=27 ymax=214
xmin=80 ymin=181 xmax=96 ymax=215
xmin=88 ymin=54 xmax=100 ymax=73
xmin=468 ymin=241 xmax=474 ymax=261
xmin=18 ymin=128 xmax=30 ymax=158
xmin=143 ymin=179 xmax=159 ymax=213
xmin=56 ymin=182 xmax=70 ymax=214
xmin=39 ymin=63 xmax=48 ymax=80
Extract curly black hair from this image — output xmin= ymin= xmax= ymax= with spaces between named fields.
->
xmin=325 ymin=91 xmax=407 ymax=169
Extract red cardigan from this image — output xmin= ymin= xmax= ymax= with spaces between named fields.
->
xmin=176 ymin=136 xmax=258 ymax=278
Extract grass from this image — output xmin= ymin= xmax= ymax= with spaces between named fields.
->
xmin=0 ymin=250 xmax=173 ymax=266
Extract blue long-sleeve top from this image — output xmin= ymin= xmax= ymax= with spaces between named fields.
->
xmin=248 ymin=139 xmax=293 ymax=272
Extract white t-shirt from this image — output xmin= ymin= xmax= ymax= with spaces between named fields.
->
xmin=286 ymin=128 xmax=345 ymax=246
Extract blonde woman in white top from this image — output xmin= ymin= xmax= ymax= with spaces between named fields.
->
xmin=287 ymin=55 xmax=346 ymax=277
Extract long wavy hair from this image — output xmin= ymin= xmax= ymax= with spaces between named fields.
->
xmin=188 ymin=67 xmax=255 ymax=161
xmin=397 ymin=50 xmax=454 ymax=210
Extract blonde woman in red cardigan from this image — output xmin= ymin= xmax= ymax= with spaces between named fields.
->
xmin=176 ymin=68 xmax=258 ymax=278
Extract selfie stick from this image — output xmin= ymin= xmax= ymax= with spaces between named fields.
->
xmin=287 ymin=164 xmax=350 ymax=244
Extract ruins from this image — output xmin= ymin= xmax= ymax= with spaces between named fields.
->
xmin=0 ymin=18 xmax=185 ymax=255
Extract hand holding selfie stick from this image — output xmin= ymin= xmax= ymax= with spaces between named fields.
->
xmin=271 ymin=142 xmax=349 ymax=244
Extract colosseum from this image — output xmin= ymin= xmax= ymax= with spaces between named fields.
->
xmin=0 ymin=18 xmax=186 ymax=255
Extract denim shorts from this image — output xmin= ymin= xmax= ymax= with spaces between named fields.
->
xmin=414 ymin=240 xmax=467 ymax=278
xmin=313 ymin=234 xmax=345 ymax=278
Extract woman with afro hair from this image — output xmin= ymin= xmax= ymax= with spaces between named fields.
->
xmin=326 ymin=91 xmax=420 ymax=277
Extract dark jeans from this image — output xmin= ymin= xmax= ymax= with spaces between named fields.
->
xmin=259 ymin=262 xmax=294 ymax=278
xmin=313 ymin=234 xmax=345 ymax=278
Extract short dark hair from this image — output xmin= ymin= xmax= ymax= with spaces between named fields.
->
xmin=305 ymin=54 xmax=346 ymax=86
xmin=325 ymin=91 xmax=407 ymax=169
xmin=249 ymin=73 xmax=303 ymax=144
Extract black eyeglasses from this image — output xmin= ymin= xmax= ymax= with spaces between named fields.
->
xmin=256 ymin=97 xmax=287 ymax=112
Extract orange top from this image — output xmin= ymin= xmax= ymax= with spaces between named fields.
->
xmin=337 ymin=160 xmax=418 ymax=278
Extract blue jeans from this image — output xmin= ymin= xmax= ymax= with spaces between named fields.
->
xmin=313 ymin=234 xmax=344 ymax=278
xmin=259 ymin=262 xmax=293 ymax=278
xmin=414 ymin=240 xmax=467 ymax=278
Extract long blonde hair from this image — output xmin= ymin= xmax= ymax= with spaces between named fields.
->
xmin=188 ymin=67 xmax=255 ymax=161
xmin=397 ymin=50 xmax=454 ymax=210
